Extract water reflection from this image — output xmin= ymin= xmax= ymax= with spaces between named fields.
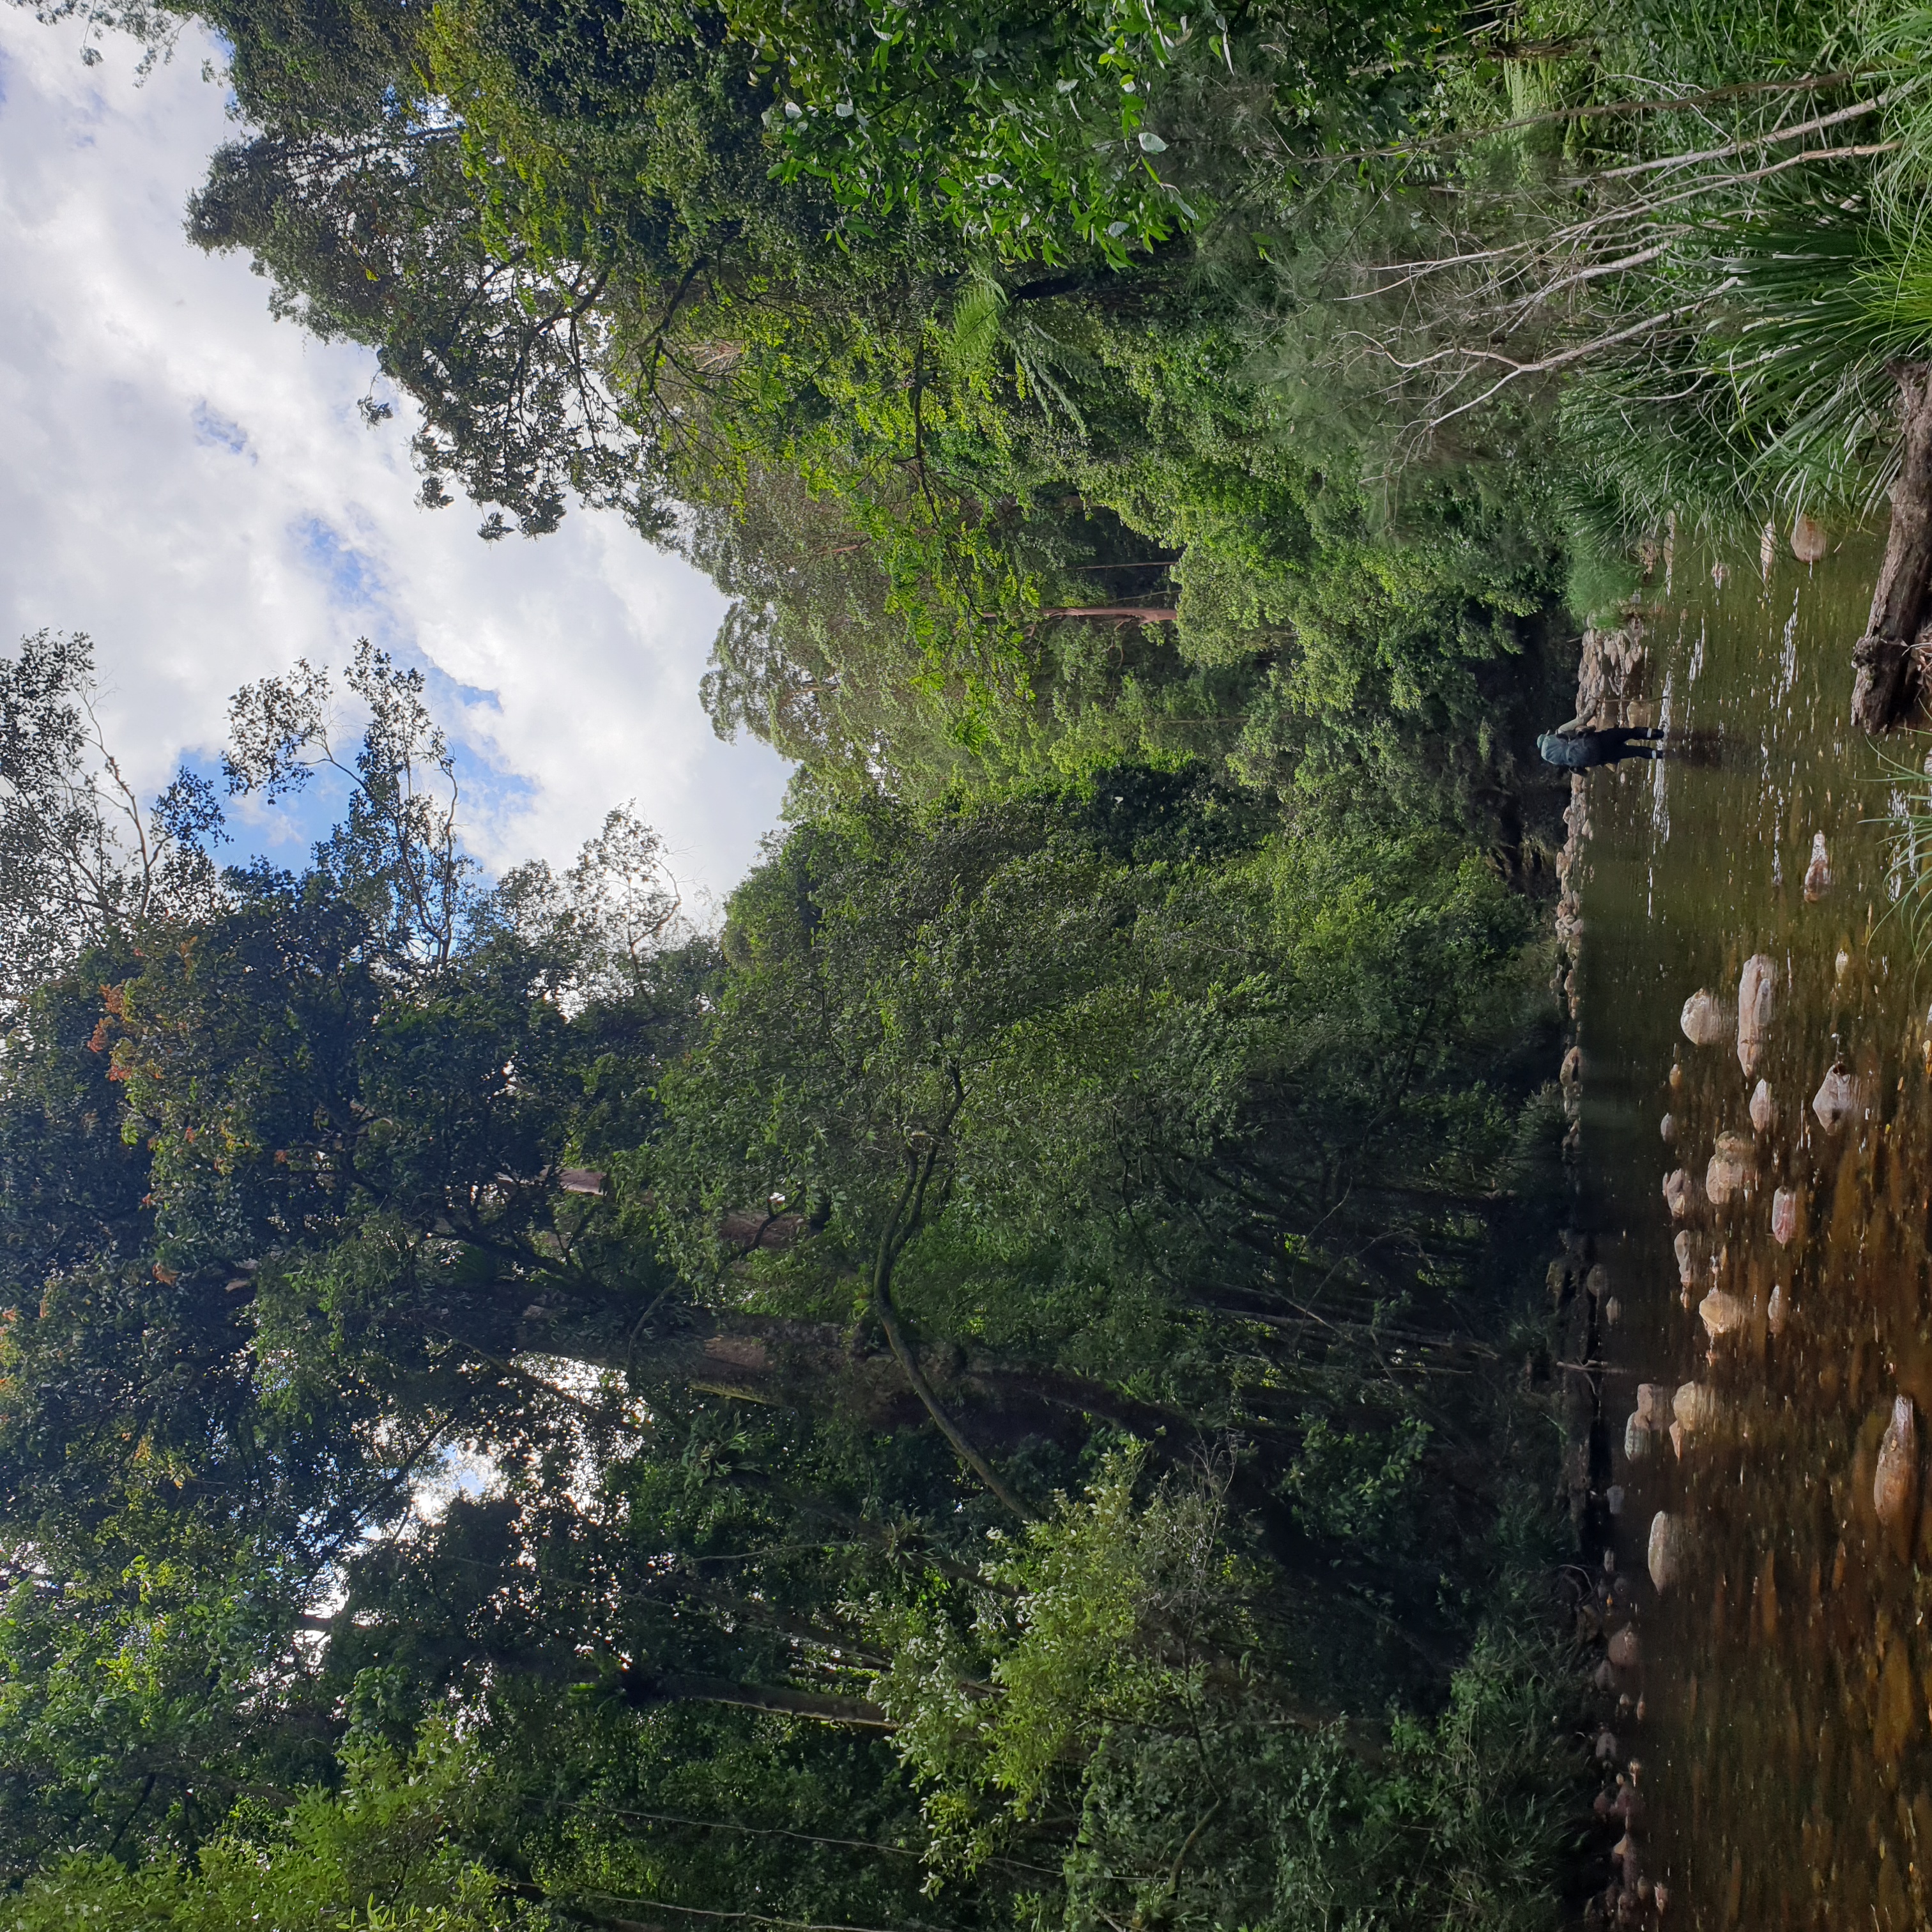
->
xmin=1579 ymin=535 xmax=1932 ymax=1929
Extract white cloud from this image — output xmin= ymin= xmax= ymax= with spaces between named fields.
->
xmin=0 ymin=12 xmax=790 ymax=904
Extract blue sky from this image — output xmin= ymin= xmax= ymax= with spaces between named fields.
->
xmin=0 ymin=13 xmax=790 ymax=908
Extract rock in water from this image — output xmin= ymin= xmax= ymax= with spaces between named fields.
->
xmin=1736 ymin=954 xmax=1776 ymax=1075
xmin=1749 ymin=1079 xmax=1775 ymax=1134
xmin=1705 ymin=1131 xmax=1753 ymax=1205
xmin=1650 ymin=1510 xmax=1685 ymax=1593
xmin=1877 ymin=1639 xmax=1918 ymax=1762
xmin=1607 ymin=1625 xmax=1641 ymax=1667
xmin=1700 ymin=1287 xmax=1747 ymax=1338
xmin=1662 ymin=1168 xmax=1696 ymax=1218
xmin=1637 ymin=1383 xmax=1673 ymax=1429
xmin=1674 ymin=1230 xmax=1697 ymax=1286
xmin=1625 ymin=1411 xmax=1652 ymax=1460
xmin=1791 ymin=512 xmax=1829 ymax=564
xmin=1680 ymin=990 xmax=1728 ymax=1046
xmin=1660 ymin=1111 xmax=1676 ymax=1144
xmin=1803 ymin=832 xmax=1832 ymax=901
xmin=1768 ymin=1280 xmax=1790 ymax=1336
xmin=1813 ymin=1063 xmax=1862 ymax=1133
xmin=1674 ymin=1381 xmax=1718 ymax=1435
xmin=1876 ymin=1395 xmax=1920 ymax=1558
xmin=1771 ymin=1186 xmax=1798 ymax=1245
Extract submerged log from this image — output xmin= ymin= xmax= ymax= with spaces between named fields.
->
xmin=1851 ymin=362 xmax=1932 ymax=733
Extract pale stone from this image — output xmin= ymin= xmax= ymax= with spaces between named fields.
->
xmin=1674 ymin=1381 xmax=1717 ymax=1433
xmin=1649 ymin=1510 xmax=1685 ymax=1592
xmin=1749 ymin=1079 xmax=1775 ymax=1134
xmin=1680 ymin=990 xmax=1728 ymax=1046
xmin=1699 ymin=1287 xmax=1747 ymax=1337
xmin=1876 ymin=1394 xmax=1919 ymax=1550
xmin=1803 ymin=831 xmax=1832 ymax=901
xmin=1736 ymin=954 xmax=1775 ymax=1076
xmin=1791 ymin=512 xmax=1829 ymax=564
xmin=1813 ymin=1064 xmax=1862 ymax=1132
xmin=1771 ymin=1186 xmax=1798 ymax=1245
xmin=1637 ymin=1383 xmax=1673 ymax=1428
xmin=1705 ymin=1131 xmax=1752 ymax=1204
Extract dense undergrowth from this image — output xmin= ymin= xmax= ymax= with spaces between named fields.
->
xmin=3 ymin=0 xmax=1921 ymax=1920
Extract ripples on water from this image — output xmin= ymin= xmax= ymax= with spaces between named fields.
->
xmin=1581 ymin=535 xmax=1932 ymax=1928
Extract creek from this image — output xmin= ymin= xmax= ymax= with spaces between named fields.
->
xmin=1577 ymin=533 xmax=1932 ymax=1927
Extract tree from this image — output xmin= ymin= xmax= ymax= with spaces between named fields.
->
xmin=0 ymin=631 xmax=222 ymax=1018
xmin=0 ymin=698 xmax=1562 ymax=1905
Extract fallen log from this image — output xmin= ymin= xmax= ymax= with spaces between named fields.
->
xmin=1852 ymin=360 xmax=1932 ymax=732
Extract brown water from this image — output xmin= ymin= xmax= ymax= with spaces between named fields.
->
xmin=1577 ymin=536 xmax=1932 ymax=1928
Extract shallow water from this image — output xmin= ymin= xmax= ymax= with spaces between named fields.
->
xmin=1578 ymin=537 xmax=1932 ymax=1928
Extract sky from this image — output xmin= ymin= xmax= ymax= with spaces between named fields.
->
xmin=0 ymin=8 xmax=791 ymax=910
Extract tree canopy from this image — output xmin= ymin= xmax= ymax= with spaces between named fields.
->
xmin=0 ymin=627 xmax=1579 ymax=1927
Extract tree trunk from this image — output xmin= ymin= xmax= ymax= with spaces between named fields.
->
xmin=1035 ymin=605 xmax=1179 ymax=623
xmin=507 ymin=1293 xmax=1199 ymax=1450
xmin=1852 ymin=362 xmax=1932 ymax=732
xmin=620 ymin=1666 xmax=889 ymax=1728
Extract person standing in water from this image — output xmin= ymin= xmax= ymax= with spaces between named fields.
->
xmin=1537 ymin=724 xmax=1667 ymax=769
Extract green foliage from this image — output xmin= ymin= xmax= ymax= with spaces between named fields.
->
xmin=731 ymin=0 xmax=1214 ymax=264
xmin=1 ymin=1728 xmax=526 ymax=1931
xmin=875 ymin=1447 xmax=1238 ymax=1874
xmin=0 ymin=0 xmax=1641 ymax=1913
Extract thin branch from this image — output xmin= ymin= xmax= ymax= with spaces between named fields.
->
xmin=869 ymin=1108 xmax=1036 ymax=1522
xmin=1597 ymin=91 xmax=1888 ymax=180
xmin=1315 ymin=71 xmax=1865 ymax=165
